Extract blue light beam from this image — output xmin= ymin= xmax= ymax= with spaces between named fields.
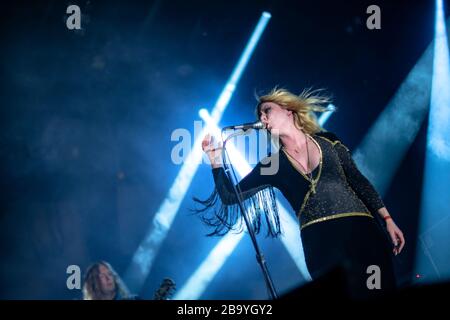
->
xmin=415 ymin=0 xmax=450 ymax=283
xmin=353 ymin=15 xmax=450 ymax=196
xmin=123 ymin=12 xmax=272 ymax=292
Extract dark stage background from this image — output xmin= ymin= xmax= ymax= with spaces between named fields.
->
xmin=2 ymin=0 xmax=448 ymax=299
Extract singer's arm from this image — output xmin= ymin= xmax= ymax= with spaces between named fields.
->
xmin=327 ymin=133 xmax=385 ymax=214
xmin=212 ymin=163 xmax=274 ymax=205
xmin=202 ymin=134 xmax=274 ymax=204
xmin=196 ymin=134 xmax=280 ymax=237
xmin=328 ymin=132 xmax=405 ymax=254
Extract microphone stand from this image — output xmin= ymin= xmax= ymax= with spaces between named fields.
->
xmin=221 ymin=129 xmax=279 ymax=300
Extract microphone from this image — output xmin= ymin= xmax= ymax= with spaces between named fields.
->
xmin=223 ymin=121 xmax=266 ymax=131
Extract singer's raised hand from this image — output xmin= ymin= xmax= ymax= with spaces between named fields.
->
xmin=201 ymin=134 xmax=223 ymax=168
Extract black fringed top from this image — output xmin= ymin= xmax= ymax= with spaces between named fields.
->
xmin=196 ymin=131 xmax=385 ymax=237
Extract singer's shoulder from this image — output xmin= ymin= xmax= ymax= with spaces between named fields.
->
xmin=315 ymin=130 xmax=339 ymax=142
xmin=315 ymin=131 xmax=346 ymax=145
xmin=315 ymin=131 xmax=350 ymax=151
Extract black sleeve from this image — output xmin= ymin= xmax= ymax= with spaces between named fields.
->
xmin=212 ymin=162 xmax=273 ymax=205
xmin=193 ymin=159 xmax=281 ymax=237
xmin=333 ymin=139 xmax=385 ymax=213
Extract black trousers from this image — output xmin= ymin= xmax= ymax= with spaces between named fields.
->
xmin=301 ymin=215 xmax=397 ymax=300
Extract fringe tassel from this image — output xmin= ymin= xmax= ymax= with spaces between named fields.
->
xmin=193 ymin=186 xmax=281 ymax=238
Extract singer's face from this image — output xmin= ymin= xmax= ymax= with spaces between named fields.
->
xmin=259 ymin=102 xmax=293 ymax=135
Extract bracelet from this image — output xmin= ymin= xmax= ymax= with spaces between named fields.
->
xmin=383 ymin=215 xmax=392 ymax=221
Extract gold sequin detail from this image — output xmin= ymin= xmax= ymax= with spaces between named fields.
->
xmin=300 ymin=212 xmax=374 ymax=230
xmin=317 ymin=135 xmax=350 ymax=152
xmin=282 ymin=134 xmax=323 ymax=197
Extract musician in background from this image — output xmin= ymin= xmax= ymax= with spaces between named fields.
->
xmin=82 ymin=261 xmax=136 ymax=300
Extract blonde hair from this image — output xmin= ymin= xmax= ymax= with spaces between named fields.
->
xmin=82 ymin=261 xmax=131 ymax=300
xmin=256 ymin=87 xmax=332 ymax=135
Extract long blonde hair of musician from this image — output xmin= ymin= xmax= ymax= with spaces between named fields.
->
xmin=82 ymin=261 xmax=131 ymax=300
xmin=256 ymin=87 xmax=332 ymax=135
